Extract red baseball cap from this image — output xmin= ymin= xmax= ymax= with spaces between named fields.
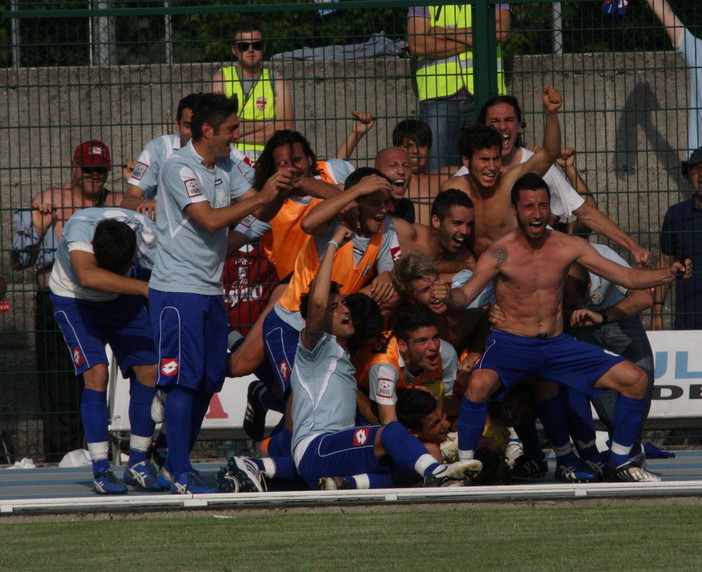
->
xmin=73 ymin=140 xmax=111 ymax=170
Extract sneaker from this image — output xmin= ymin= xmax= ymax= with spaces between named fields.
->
xmin=157 ymin=465 xmax=174 ymax=490
xmin=222 ymin=456 xmax=266 ymax=492
xmin=123 ymin=460 xmax=167 ymax=492
xmin=216 ymin=465 xmax=241 ymax=493
xmin=319 ymin=476 xmax=352 ymax=490
xmin=243 ymin=380 xmax=268 ymax=442
xmin=93 ymin=469 xmax=128 ymax=495
xmin=171 ymin=470 xmax=217 ymax=494
xmin=439 ymin=433 xmax=459 ymax=463
xmin=510 ymin=454 xmax=548 ymax=481
xmin=583 ymin=453 xmax=608 ymax=479
xmin=605 ymin=462 xmax=661 ymax=483
xmin=504 ymin=439 xmax=525 ymax=468
xmin=554 ymin=452 xmax=599 ymax=483
xmin=424 ymin=459 xmax=483 ymax=487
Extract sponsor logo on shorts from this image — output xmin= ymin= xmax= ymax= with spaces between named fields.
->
xmin=131 ymin=162 xmax=148 ymax=181
xmin=184 ymin=178 xmax=202 ymax=198
xmin=391 ymin=245 xmax=401 ymax=262
xmin=376 ymin=378 xmax=394 ymax=399
xmin=72 ymin=346 xmax=85 ymax=366
xmin=278 ymin=359 xmax=290 ymax=382
xmin=161 ymin=358 xmax=179 ymax=376
xmin=353 ymin=427 xmax=370 ymax=446
xmin=256 ymin=97 xmax=268 ymax=111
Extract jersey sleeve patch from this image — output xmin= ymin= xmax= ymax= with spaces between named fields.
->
xmin=184 ymin=177 xmax=202 ymax=198
xmin=130 ymin=161 xmax=148 ymax=181
xmin=375 ymin=377 xmax=395 ymax=400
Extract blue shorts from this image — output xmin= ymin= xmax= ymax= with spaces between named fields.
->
xmin=262 ymin=310 xmax=299 ymax=395
xmin=50 ymin=293 xmax=156 ymax=377
xmin=149 ymin=289 xmax=228 ymax=393
xmin=297 ymin=426 xmax=387 ymax=489
xmin=478 ymin=330 xmax=627 ymax=400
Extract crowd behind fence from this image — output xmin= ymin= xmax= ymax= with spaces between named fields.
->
xmin=0 ymin=0 xmax=699 ymax=461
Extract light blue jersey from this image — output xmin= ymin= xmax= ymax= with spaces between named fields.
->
xmin=49 ymin=207 xmax=156 ymax=301
xmin=149 ymin=142 xmax=251 ymax=295
xmin=584 ymin=243 xmax=628 ymax=310
xmin=451 ymin=269 xmax=496 ymax=307
xmin=290 ymin=333 xmax=357 ymax=464
xmin=129 ymin=134 xmax=255 ymax=200
xmin=679 ymin=28 xmax=702 ymax=153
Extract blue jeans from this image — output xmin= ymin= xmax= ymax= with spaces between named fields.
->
xmin=419 ymin=97 xmax=475 ymax=171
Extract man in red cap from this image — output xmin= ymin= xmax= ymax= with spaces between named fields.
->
xmin=11 ymin=140 xmax=123 ymax=462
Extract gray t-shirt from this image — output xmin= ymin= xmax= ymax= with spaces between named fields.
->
xmin=49 ymin=207 xmax=156 ymax=301
xmin=149 ymin=141 xmax=251 ymax=295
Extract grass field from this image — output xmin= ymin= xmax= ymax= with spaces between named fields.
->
xmin=3 ymin=501 xmax=701 ymax=571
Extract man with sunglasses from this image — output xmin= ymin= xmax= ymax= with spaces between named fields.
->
xmin=212 ymin=17 xmax=294 ymax=162
xmin=12 ymin=140 xmax=122 ymax=463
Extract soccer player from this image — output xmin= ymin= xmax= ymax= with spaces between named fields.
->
xmin=48 ymin=207 xmax=160 ymax=494
xmin=149 ymin=93 xmax=292 ymax=493
xmin=435 ymin=173 xmax=691 ymax=482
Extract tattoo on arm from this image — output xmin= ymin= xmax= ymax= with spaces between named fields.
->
xmin=491 ymin=248 xmax=508 ymax=265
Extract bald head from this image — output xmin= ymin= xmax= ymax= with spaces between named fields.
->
xmin=375 ymin=147 xmax=411 ymax=201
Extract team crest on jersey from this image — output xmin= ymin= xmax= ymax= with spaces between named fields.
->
xmin=131 ymin=162 xmax=148 ymax=181
xmin=376 ymin=378 xmax=394 ymax=400
xmin=353 ymin=427 xmax=370 ymax=446
xmin=160 ymin=358 xmax=179 ymax=376
xmin=71 ymin=346 xmax=85 ymax=366
xmin=184 ymin=178 xmax=202 ymax=198
xmin=278 ymin=359 xmax=291 ymax=382
xmin=390 ymin=245 xmax=402 ymax=263
xmin=256 ymin=97 xmax=268 ymax=111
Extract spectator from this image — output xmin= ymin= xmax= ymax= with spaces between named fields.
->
xmin=212 ymin=17 xmax=294 ymax=161
xmin=653 ymin=147 xmax=702 ymax=330
xmin=645 ymin=0 xmax=701 ymax=153
xmin=11 ymin=140 xmax=122 ymax=462
xmin=407 ymin=4 xmax=510 ymax=169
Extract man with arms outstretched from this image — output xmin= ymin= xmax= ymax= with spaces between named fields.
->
xmin=435 ymin=173 xmax=691 ymax=482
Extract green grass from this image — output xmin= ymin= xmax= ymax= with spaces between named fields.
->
xmin=3 ymin=503 xmax=701 ymax=571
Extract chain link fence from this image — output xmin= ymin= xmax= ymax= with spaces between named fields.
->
xmin=0 ymin=0 xmax=700 ymax=461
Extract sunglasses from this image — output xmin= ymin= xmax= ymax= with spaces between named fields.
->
xmin=81 ymin=166 xmax=108 ymax=176
xmin=235 ymin=41 xmax=264 ymax=52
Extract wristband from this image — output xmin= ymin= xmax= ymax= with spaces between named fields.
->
xmin=327 ymin=240 xmax=340 ymax=250
xmin=600 ymin=310 xmax=609 ymax=325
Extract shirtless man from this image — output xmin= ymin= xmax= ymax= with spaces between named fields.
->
xmin=471 ymin=94 xmax=650 ymax=263
xmin=435 ymin=173 xmax=691 ymax=482
xmin=441 ymin=86 xmax=562 ymax=257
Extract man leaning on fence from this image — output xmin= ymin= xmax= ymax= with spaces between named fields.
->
xmin=407 ymin=3 xmax=511 ymax=170
xmin=11 ymin=140 xmax=122 ymax=462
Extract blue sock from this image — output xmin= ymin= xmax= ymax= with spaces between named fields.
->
xmin=189 ymin=392 xmax=213 ymax=451
xmin=562 ymin=388 xmax=599 ymax=459
xmin=128 ymin=381 xmax=157 ymax=465
xmin=164 ymin=386 xmax=195 ymax=480
xmin=514 ymin=422 xmax=546 ymax=461
xmin=610 ymin=394 xmax=646 ymax=467
xmin=379 ymin=421 xmax=440 ymax=476
xmin=457 ymin=398 xmax=487 ymax=455
xmin=532 ymin=394 xmax=571 ymax=459
xmin=81 ymin=388 xmax=109 ymax=444
xmin=351 ymin=473 xmax=395 ymax=489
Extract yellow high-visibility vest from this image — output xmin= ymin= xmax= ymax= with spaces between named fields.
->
xmin=415 ymin=4 xmax=505 ymax=101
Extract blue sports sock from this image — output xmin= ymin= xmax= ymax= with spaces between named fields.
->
xmin=513 ymin=422 xmax=546 ymax=461
xmin=532 ymin=394 xmax=571 ymax=459
xmin=189 ymin=391 xmax=213 ymax=451
xmin=457 ymin=398 xmax=488 ymax=455
xmin=128 ymin=381 xmax=157 ymax=465
xmin=164 ymin=386 xmax=195 ymax=480
xmin=379 ymin=421 xmax=440 ymax=476
xmin=268 ymin=456 xmax=297 ymax=481
xmin=357 ymin=473 xmax=394 ymax=489
xmin=81 ymin=388 xmax=109 ymax=445
xmin=561 ymin=387 xmax=599 ymax=459
xmin=610 ymin=394 xmax=647 ymax=467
